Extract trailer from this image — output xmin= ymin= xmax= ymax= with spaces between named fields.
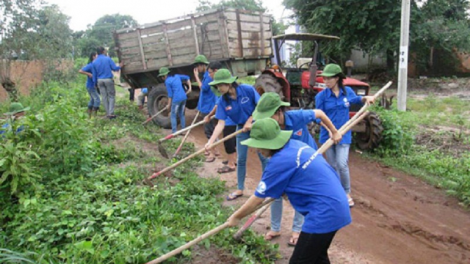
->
xmin=113 ymin=8 xmax=273 ymax=128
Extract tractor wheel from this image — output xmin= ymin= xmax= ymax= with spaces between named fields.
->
xmin=254 ymin=73 xmax=284 ymax=99
xmin=147 ymin=83 xmax=171 ymax=129
xmin=355 ymin=112 xmax=384 ymax=150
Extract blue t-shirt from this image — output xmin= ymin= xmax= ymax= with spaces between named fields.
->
xmin=81 ymin=63 xmax=95 ymax=89
xmin=92 ymin=54 xmax=120 ymax=83
xmin=165 ymin=74 xmax=190 ymax=103
xmin=215 ymin=84 xmax=260 ymax=125
xmin=315 ymin=86 xmax=363 ymax=144
xmin=214 ymin=96 xmax=235 ymax=126
xmin=285 ymin=110 xmax=318 ymax=150
xmin=1 ymin=123 xmax=24 ymax=136
xmin=197 ymin=71 xmax=216 ymax=114
xmin=254 ymin=139 xmax=351 ymax=234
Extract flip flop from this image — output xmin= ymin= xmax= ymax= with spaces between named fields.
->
xmin=217 ymin=165 xmax=236 ymax=174
xmin=264 ymin=231 xmax=281 ymax=241
xmin=226 ymin=192 xmax=243 ymax=201
xmin=287 ymin=233 xmax=300 ymax=247
xmin=205 ymin=156 xmax=216 ymax=163
xmin=222 ymin=160 xmax=237 ymax=165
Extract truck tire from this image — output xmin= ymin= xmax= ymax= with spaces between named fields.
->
xmin=147 ymin=83 xmax=171 ymax=129
xmin=355 ymin=112 xmax=384 ymax=150
xmin=254 ymin=73 xmax=284 ymax=99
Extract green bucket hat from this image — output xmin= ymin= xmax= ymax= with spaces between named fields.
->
xmin=208 ymin=69 xmax=237 ymax=86
xmin=241 ymin=118 xmax=292 ymax=150
xmin=4 ymin=102 xmax=30 ymax=116
xmin=318 ymin=63 xmax=344 ymax=77
xmin=193 ymin=54 xmax=209 ymax=65
xmin=158 ymin=67 xmax=170 ymax=77
xmin=253 ymin=92 xmax=290 ymax=120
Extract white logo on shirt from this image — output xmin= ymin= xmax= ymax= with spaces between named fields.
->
xmin=343 ymin=97 xmax=350 ymax=107
xmin=256 ymin=181 xmax=267 ymax=195
xmin=241 ymin=97 xmax=249 ymax=104
xmin=296 ymin=146 xmax=309 ymax=168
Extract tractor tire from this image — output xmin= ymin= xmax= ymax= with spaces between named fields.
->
xmin=355 ymin=112 xmax=384 ymax=150
xmin=254 ymin=73 xmax=284 ymax=99
xmin=147 ymin=83 xmax=171 ymax=129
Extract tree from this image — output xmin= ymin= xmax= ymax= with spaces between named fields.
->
xmin=283 ymin=0 xmax=470 ymax=74
xmin=86 ymin=14 xmax=138 ymax=57
xmin=0 ymin=1 xmax=73 ymax=100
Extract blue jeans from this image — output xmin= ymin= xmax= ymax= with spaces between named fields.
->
xmin=236 ymin=125 xmax=268 ymax=191
xmin=325 ymin=144 xmax=350 ymax=194
xmin=87 ymin=87 xmax=101 ymax=109
xmin=270 ymin=198 xmax=304 ymax=232
xmin=171 ymin=100 xmax=186 ymax=133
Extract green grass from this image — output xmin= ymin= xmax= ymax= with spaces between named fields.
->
xmin=0 ymin=80 xmax=279 ymax=263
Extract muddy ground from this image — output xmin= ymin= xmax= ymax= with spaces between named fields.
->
xmin=127 ymin=81 xmax=470 ymax=264
xmin=162 ymin=108 xmax=470 ymax=264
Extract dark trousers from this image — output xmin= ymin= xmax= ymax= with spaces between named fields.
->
xmin=203 ymin=115 xmax=216 ymax=139
xmin=289 ymin=230 xmax=337 ymax=264
xmin=223 ymin=125 xmax=237 ymax=154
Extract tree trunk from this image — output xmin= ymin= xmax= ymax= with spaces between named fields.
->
xmin=1 ymin=77 xmax=19 ymax=102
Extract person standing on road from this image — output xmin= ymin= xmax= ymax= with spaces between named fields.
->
xmin=158 ymin=67 xmax=192 ymax=133
xmin=92 ymin=46 xmax=122 ymax=119
xmin=205 ymin=69 xmax=267 ymax=201
xmin=227 ymin=118 xmax=351 ymax=264
xmin=315 ymin=63 xmax=375 ymax=207
xmin=78 ymin=51 xmax=100 ymax=118
xmin=253 ymin=92 xmax=342 ymax=246
xmin=203 ymin=62 xmax=237 ymax=173
xmin=193 ymin=55 xmax=220 ymax=162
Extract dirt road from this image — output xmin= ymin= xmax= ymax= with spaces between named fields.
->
xmin=171 ymin=109 xmax=470 ymax=264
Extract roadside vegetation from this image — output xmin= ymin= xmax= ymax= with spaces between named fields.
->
xmin=368 ymin=88 xmax=470 ymax=206
xmin=0 ymin=73 xmax=279 ymax=263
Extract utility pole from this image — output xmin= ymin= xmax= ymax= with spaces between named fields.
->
xmin=397 ymin=0 xmax=411 ymax=111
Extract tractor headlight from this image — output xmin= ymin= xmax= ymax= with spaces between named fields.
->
xmin=357 ymin=89 xmax=366 ymax=95
xmin=315 ymin=82 xmax=327 ymax=89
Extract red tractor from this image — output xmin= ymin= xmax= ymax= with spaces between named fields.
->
xmin=254 ymin=33 xmax=383 ymax=150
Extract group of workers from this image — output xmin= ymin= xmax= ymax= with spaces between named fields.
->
xmin=151 ymin=54 xmax=375 ymax=264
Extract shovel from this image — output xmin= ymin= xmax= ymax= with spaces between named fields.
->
xmin=142 ymin=107 xmax=166 ymax=125
xmin=157 ymin=116 xmax=215 ymax=159
xmin=172 ymin=111 xmax=200 ymax=158
xmin=146 ymin=129 xmax=243 ymax=186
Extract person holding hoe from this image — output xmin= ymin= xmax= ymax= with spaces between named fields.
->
xmin=252 ymin=92 xmax=342 ymax=246
xmin=226 ymin=118 xmax=351 ymax=264
xmin=315 ymin=63 xmax=375 ymax=207
xmin=193 ymin=55 xmax=221 ymax=162
xmin=158 ymin=67 xmax=192 ymax=133
xmin=205 ymin=69 xmax=267 ymax=201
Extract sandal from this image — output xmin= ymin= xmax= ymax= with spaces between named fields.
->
xmin=222 ymin=160 xmax=237 ymax=166
xmin=287 ymin=232 xmax=300 ymax=247
xmin=226 ymin=192 xmax=243 ymax=201
xmin=264 ymin=231 xmax=281 ymax=241
xmin=217 ymin=165 xmax=236 ymax=174
xmin=205 ymin=156 xmax=216 ymax=163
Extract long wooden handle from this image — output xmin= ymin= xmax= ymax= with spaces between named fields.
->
xmin=173 ymin=112 xmax=200 ymax=157
xmin=148 ymin=129 xmax=243 ymax=180
xmin=142 ymin=108 xmax=166 ymax=125
xmin=146 ymin=222 xmax=230 ymax=264
xmin=159 ymin=116 xmax=215 ymax=142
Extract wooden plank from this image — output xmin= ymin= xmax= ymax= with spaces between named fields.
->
xmin=227 ymin=20 xmax=267 ymax=32
xmin=162 ymin=24 xmax=173 ymax=66
xmin=117 ymin=31 xmax=139 ymax=41
xmin=236 ymin=10 xmax=243 ymax=57
xmin=230 ymin=39 xmax=271 ymax=48
xmin=191 ymin=16 xmax=200 ymax=55
xmin=228 ymin=45 xmax=272 ymax=58
xmin=141 ymin=34 xmax=166 ymax=45
xmin=193 ymin=12 xmax=222 ymax=25
xmin=137 ymin=29 xmax=147 ymax=70
xmin=167 ymin=29 xmax=195 ymax=42
xmin=228 ymin=30 xmax=272 ymax=40
xmin=118 ymin=38 xmax=140 ymax=48
xmin=146 ymin=58 xmax=170 ymax=69
xmin=224 ymin=11 xmax=271 ymax=24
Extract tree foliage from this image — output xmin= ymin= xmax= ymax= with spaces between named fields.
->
xmin=283 ymin=0 xmax=470 ymax=74
xmin=74 ymin=14 xmax=138 ymax=57
xmin=0 ymin=0 xmax=73 ymax=100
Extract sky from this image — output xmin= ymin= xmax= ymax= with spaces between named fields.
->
xmin=43 ymin=0 xmax=293 ymax=32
